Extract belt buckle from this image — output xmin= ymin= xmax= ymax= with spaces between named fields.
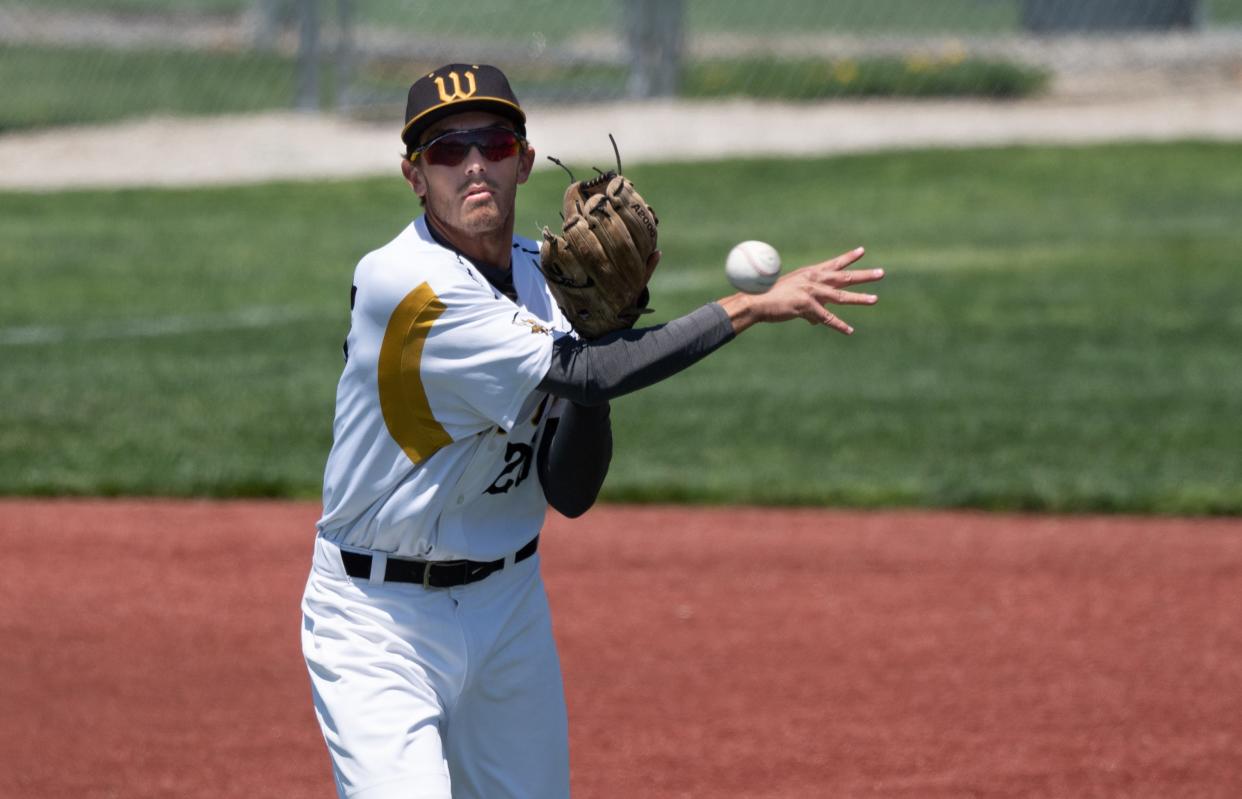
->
xmin=419 ymin=558 xmax=496 ymax=589
xmin=422 ymin=559 xmax=466 ymax=589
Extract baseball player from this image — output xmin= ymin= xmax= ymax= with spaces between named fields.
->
xmin=301 ymin=63 xmax=883 ymax=799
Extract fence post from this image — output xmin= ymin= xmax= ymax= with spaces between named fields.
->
xmin=252 ymin=0 xmax=283 ymax=51
xmin=295 ymin=0 xmax=320 ymax=111
xmin=625 ymin=0 xmax=686 ymax=99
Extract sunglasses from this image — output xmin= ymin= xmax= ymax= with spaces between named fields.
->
xmin=409 ymin=126 xmax=526 ymax=167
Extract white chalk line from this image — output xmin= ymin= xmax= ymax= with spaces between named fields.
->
xmin=0 ymin=305 xmax=326 ymax=346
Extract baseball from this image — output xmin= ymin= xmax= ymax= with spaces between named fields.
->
xmin=725 ymin=240 xmax=782 ymax=294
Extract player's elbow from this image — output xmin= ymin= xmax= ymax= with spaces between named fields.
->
xmin=575 ymin=382 xmax=613 ymax=407
xmin=545 ymin=479 xmax=602 ymax=518
xmin=551 ymin=495 xmax=596 ymax=519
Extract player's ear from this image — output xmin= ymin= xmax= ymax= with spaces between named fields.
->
xmin=516 ymin=144 xmax=535 ymax=185
xmin=402 ymin=156 xmax=426 ymax=197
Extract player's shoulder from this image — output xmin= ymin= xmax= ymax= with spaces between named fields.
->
xmin=358 ymin=218 xmax=447 ymax=271
xmin=354 ymin=217 xmax=485 ymax=294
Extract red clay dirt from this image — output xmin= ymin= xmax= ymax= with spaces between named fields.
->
xmin=1 ymin=499 xmax=1240 ymax=798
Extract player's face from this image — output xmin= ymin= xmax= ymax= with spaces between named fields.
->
xmin=407 ymin=111 xmax=535 ymax=238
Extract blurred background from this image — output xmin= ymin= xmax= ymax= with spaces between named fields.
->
xmin=4 ymin=10 xmax=1240 ymax=797
xmin=2 ymin=0 xmax=1240 ymax=126
xmin=1 ymin=0 xmax=1240 ymax=512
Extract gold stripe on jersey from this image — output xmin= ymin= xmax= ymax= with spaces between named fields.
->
xmin=377 ymin=282 xmax=452 ymax=465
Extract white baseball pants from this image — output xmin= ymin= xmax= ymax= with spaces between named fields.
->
xmin=301 ymin=536 xmax=570 ymax=799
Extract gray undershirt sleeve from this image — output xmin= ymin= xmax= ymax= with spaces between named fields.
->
xmin=537 ymin=302 xmax=736 ymax=406
xmin=536 ymin=401 xmax=612 ymax=518
xmin=534 ymin=302 xmax=736 ymax=517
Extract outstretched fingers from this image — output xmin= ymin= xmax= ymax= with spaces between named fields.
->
xmin=805 ymin=248 xmax=886 ymax=334
xmin=815 ymin=285 xmax=879 ymax=306
xmin=802 ymin=247 xmax=884 ymax=288
xmin=812 ymin=307 xmax=854 ymax=335
xmin=727 ymin=245 xmax=884 ymax=334
xmin=790 ymin=283 xmax=857 ymax=334
xmin=815 ymin=245 xmax=867 ymax=272
xmin=824 ymin=267 xmax=886 ymax=287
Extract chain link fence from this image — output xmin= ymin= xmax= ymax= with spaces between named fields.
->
xmin=2 ymin=0 xmax=1241 ymax=132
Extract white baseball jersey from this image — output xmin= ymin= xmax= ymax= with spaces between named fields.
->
xmin=317 ymin=215 xmax=573 ymax=561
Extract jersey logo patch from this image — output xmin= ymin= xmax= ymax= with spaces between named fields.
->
xmin=513 ymin=314 xmax=552 ymax=335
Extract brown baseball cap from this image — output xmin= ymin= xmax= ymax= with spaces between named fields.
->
xmin=401 ymin=63 xmax=526 ymax=151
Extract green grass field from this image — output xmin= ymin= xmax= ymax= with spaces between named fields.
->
xmin=7 ymin=0 xmax=1234 ymax=130
xmin=28 ymin=0 xmax=1242 ymax=33
xmin=2 ymin=141 xmax=1240 ymax=512
xmin=0 ymin=43 xmax=1046 ymax=134
xmin=0 ymin=45 xmax=300 ymax=133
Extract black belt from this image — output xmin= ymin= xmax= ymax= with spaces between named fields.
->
xmin=340 ymin=535 xmax=539 ymax=589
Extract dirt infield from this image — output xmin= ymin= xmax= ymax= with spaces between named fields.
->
xmin=2 ymin=500 xmax=1240 ymax=798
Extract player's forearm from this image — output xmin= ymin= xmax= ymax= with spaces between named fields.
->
xmin=538 ymin=402 xmax=613 ymax=518
xmin=537 ymin=303 xmax=735 ymax=406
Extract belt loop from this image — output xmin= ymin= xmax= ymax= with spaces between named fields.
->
xmin=504 ymin=552 xmax=516 ymax=569
xmin=369 ymin=552 xmax=387 ymax=585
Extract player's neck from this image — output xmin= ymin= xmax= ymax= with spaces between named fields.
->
xmin=425 ymin=212 xmax=513 ymax=271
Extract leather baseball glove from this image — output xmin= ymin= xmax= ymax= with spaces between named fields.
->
xmin=539 ymin=137 xmax=659 ymax=339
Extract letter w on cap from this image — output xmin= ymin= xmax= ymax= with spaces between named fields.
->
xmin=434 ymin=70 xmax=477 ymax=102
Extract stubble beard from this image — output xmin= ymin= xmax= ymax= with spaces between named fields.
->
xmin=459 ymin=202 xmax=503 ymax=234
xmin=426 ymin=181 xmax=509 ymax=239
